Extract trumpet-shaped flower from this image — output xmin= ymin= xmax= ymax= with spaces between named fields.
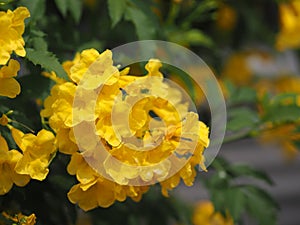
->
xmin=276 ymin=0 xmax=300 ymax=51
xmin=11 ymin=128 xmax=57 ymax=180
xmin=0 ymin=7 xmax=30 ymax=65
xmin=0 ymin=135 xmax=30 ymax=195
xmin=192 ymin=201 xmax=234 ymax=225
xmin=67 ymin=153 xmax=149 ymax=210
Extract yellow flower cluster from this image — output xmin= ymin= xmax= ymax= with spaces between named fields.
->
xmin=192 ymin=201 xmax=233 ymax=225
xmin=0 ymin=115 xmax=57 ymax=195
xmin=0 ymin=7 xmax=29 ymax=98
xmin=41 ymin=48 xmax=210 ymax=210
xmin=0 ymin=6 xmax=54 ymax=196
xmin=276 ymin=0 xmax=300 ymax=51
xmin=0 ymin=7 xmax=29 ymax=65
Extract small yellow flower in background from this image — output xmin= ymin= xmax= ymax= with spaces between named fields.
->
xmin=0 ymin=59 xmax=21 ymax=98
xmin=0 ymin=7 xmax=30 ymax=65
xmin=260 ymin=124 xmax=300 ymax=159
xmin=192 ymin=201 xmax=233 ymax=225
xmin=41 ymin=48 xmax=210 ymax=210
xmin=276 ymin=0 xmax=300 ymax=51
xmin=2 ymin=211 xmax=36 ymax=225
xmin=10 ymin=128 xmax=57 ymax=181
xmin=0 ymin=135 xmax=30 ymax=195
xmin=273 ymin=76 xmax=300 ymax=94
xmin=221 ymin=52 xmax=252 ymax=86
xmin=216 ymin=3 xmax=237 ymax=31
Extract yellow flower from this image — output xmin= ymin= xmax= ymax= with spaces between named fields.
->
xmin=273 ymin=76 xmax=300 ymax=94
xmin=11 ymin=128 xmax=57 ymax=180
xmin=192 ymin=201 xmax=234 ymax=225
xmin=260 ymin=124 xmax=300 ymax=159
xmin=1 ymin=211 xmax=36 ymax=225
xmin=0 ymin=7 xmax=30 ymax=65
xmin=221 ymin=52 xmax=252 ymax=86
xmin=0 ymin=135 xmax=30 ymax=195
xmin=0 ymin=59 xmax=21 ymax=98
xmin=216 ymin=3 xmax=237 ymax=31
xmin=67 ymin=153 xmax=149 ymax=210
xmin=42 ymin=48 xmax=210 ymax=210
xmin=276 ymin=0 xmax=300 ymax=51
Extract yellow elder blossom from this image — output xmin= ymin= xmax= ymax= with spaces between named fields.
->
xmin=192 ymin=201 xmax=233 ymax=225
xmin=276 ymin=0 xmax=300 ymax=51
xmin=221 ymin=52 xmax=253 ymax=86
xmin=67 ymin=152 xmax=149 ymax=211
xmin=260 ymin=124 xmax=300 ymax=159
xmin=0 ymin=7 xmax=30 ymax=65
xmin=0 ymin=135 xmax=30 ymax=195
xmin=0 ymin=59 xmax=21 ymax=98
xmin=10 ymin=128 xmax=57 ymax=181
xmin=41 ymin=48 xmax=210 ymax=210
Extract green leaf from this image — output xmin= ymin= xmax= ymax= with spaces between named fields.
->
xmin=263 ymin=105 xmax=300 ymax=124
xmin=53 ymin=0 xmax=82 ymax=22
xmin=25 ymin=48 xmax=68 ymax=80
xmin=107 ymin=0 xmax=127 ymax=27
xmin=227 ymin=107 xmax=259 ymax=131
xmin=244 ymin=185 xmax=278 ymax=225
xmin=228 ymin=164 xmax=274 ymax=185
xmin=261 ymin=93 xmax=300 ymax=124
xmin=67 ymin=0 xmax=82 ymax=23
xmin=169 ymin=29 xmax=213 ymax=47
xmin=125 ymin=6 xmax=156 ymax=39
xmin=224 ymin=188 xmax=245 ymax=221
xmin=225 ymin=81 xmax=257 ymax=105
xmin=270 ymin=93 xmax=299 ymax=106
xmin=54 ymin=0 xmax=68 ymax=16
xmin=31 ymin=37 xmax=48 ymax=51
xmin=206 ymin=157 xmax=278 ymax=225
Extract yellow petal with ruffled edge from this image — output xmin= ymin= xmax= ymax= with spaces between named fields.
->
xmin=0 ymin=7 xmax=30 ymax=65
xmin=145 ymin=59 xmax=163 ymax=77
xmin=0 ymin=59 xmax=21 ymax=98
